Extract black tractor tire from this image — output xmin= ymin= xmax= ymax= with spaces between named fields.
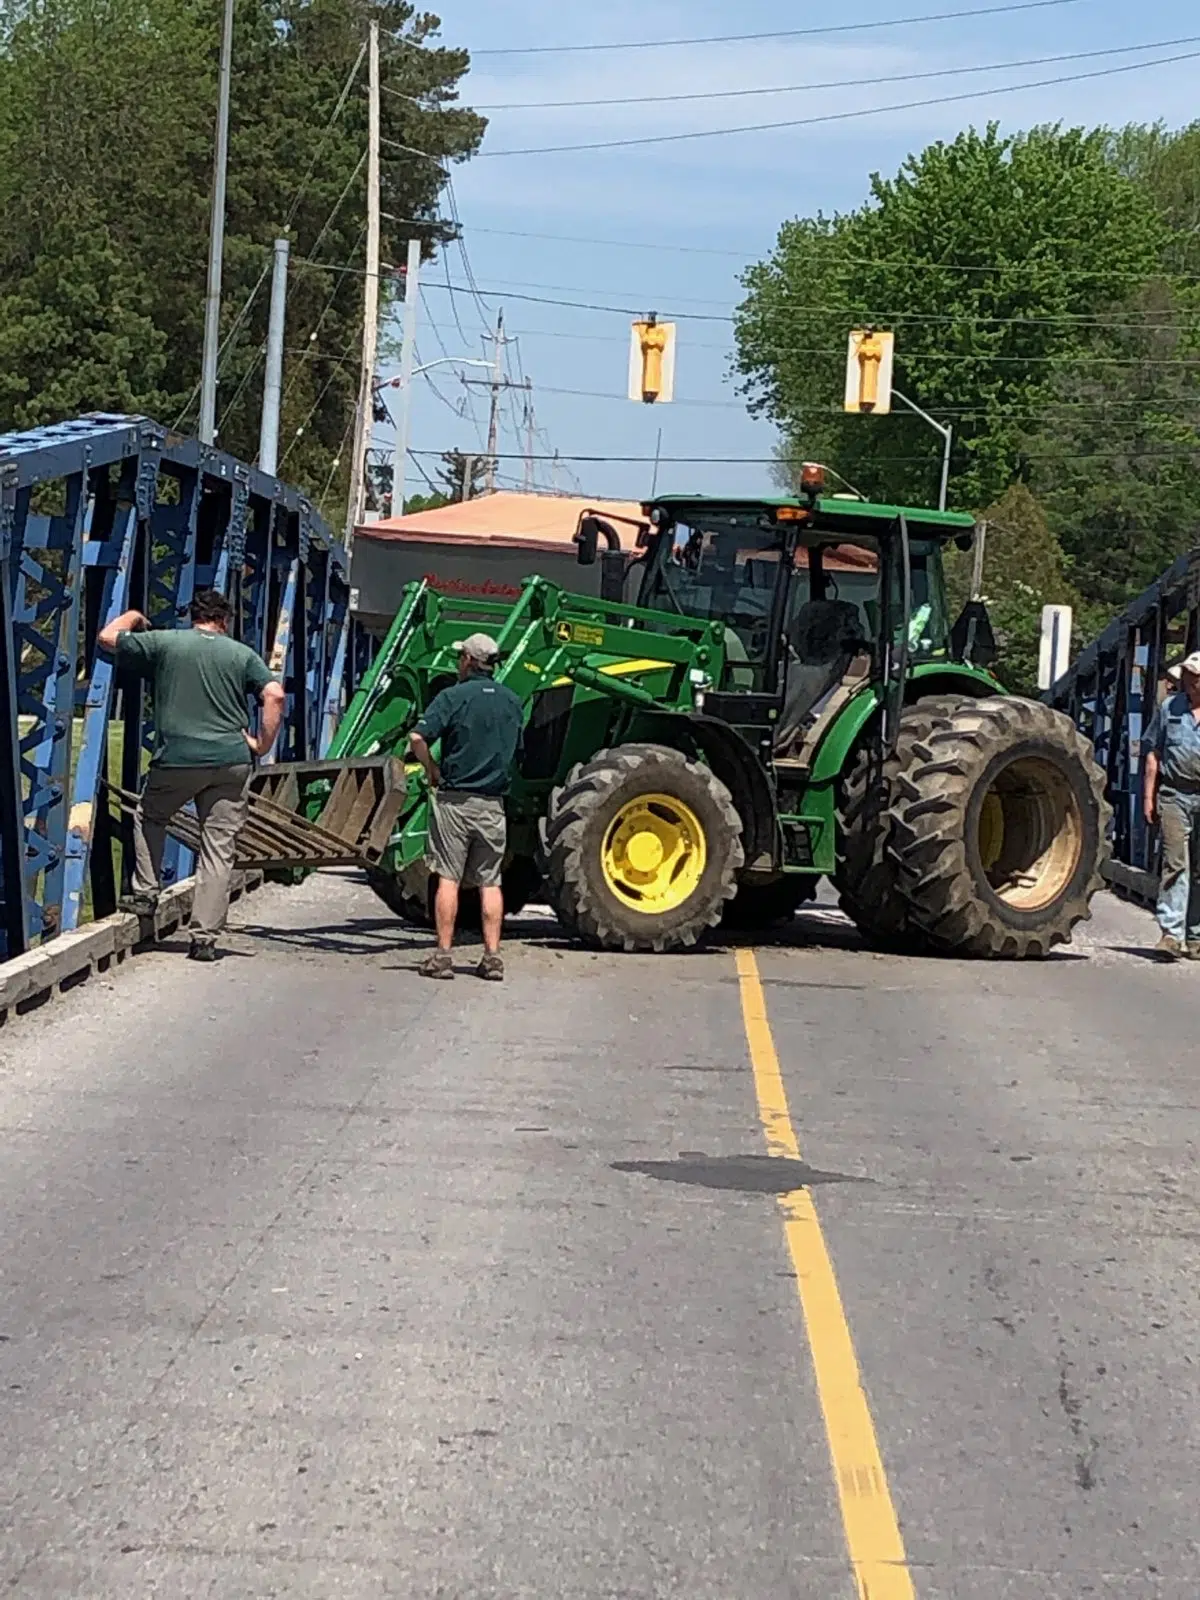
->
xmin=721 ymin=875 xmax=817 ymax=931
xmin=836 ymin=696 xmax=967 ymax=950
xmin=366 ymin=863 xmax=432 ymax=927
xmin=365 ymin=855 xmax=541 ymax=932
xmin=542 ymin=743 xmax=743 ymax=952
xmin=889 ymin=696 xmax=1111 ymax=958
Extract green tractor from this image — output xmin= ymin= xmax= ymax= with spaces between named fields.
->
xmin=321 ymin=480 xmax=1109 ymax=958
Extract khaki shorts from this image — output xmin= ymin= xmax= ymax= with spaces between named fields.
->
xmin=426 ymin=790 xmax=507 ymax=888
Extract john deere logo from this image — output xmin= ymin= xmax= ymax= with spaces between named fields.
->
xmin=555 ymin=622 xmax=572 ymax=642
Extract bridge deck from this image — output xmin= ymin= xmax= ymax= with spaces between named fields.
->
xmin=0 ymin=878 xmax=1196 ymax=1596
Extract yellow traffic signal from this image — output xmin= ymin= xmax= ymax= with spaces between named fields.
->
xmin=629 ymin=316 xmax=676 ymax=404
xmin=844 ymin=329 xmax=894 ymax=415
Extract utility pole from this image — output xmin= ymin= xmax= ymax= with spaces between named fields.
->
xmin=258 ymin=237 xmax=290 ymax=476
xmin=461 ymin=452 xmax=477 ymax=502
xmin=198 ymin=0 xmax=236 ymax=445
xmin=389 ymin=239 xmax=422 ymax=518
xmin=523 ymin=379 xmax=535 ymax=492
xmin=344 ymin=19 xmax=381 ymax=547
xmin=484 ymin=308 xmax=505 ymax=495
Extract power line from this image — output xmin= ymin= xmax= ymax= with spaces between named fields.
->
xmin=473 ymin=35 xmax=1197 ymax=110
xmin=468 ymin=0 xmax=1078 ymax=57
xmin=410 ymin=443 xmax=1200 ymax=465
xmin=422 ymin=270 xmax=1200 ymax=330
xmin=285 ymin=44 xmax=367 ymax=230
xmin=446 ymin=222 xmax=1200 ymax=287
xmin=479 ymin=48 xmax=1200 ymax=157
xmin=417 ymin=283 xmax=1200 ymax=359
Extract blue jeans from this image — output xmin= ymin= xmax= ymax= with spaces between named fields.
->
xmin=1156 ymin=790 xmax=1200 ymax=943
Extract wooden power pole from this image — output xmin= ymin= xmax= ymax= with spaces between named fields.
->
xmin=344 ymin=20 xmax=381 ymax=548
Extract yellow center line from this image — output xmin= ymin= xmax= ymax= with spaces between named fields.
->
xmin=734 ymin=947 xmax=916 ymax=1600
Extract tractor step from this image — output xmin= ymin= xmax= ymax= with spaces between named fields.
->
xmin=107 ymin=757 xmax=409 ymax=871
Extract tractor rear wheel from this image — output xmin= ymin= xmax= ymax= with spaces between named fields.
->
xmin=542 ymin=743 xmax=743 ymax=952
xmin=836 ymin=696 xmax=966 ymax=949
xmin=889 ymin=696 xmax=1110 ymax=958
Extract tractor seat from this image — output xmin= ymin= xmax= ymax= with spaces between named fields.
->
xmin=775 ymin=601 xmax=868 ymax=751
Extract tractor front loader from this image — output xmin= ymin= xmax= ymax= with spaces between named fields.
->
xmin=198 ymin=479 xmax=1110 ymax=958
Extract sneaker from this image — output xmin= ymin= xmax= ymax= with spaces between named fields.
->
xmin=1185 ymin=942 xmax=1200 ymax=962
xmin=476 ymin=952 xmax=504 ymax=982
xmin=1155 ymin=934 xmax=1184 ymax=962
xmin=419 ymin=950 xmax=455 ymax=980
xmin=187 ymin=942 xmax=217 ymax=963
xmin=120 ymin=891 xmax=160 ymax=917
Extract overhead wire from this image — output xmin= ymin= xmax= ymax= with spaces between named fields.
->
xmin=479 ymin=48 xmax=1200 ymax=156
xmin=467 ymin=0 xmax=1079 ymax=56
xmin=473 ymin=35 xmax=1200 ymax=110
xmin=409 ymin=443 xmax=1200 ymax=466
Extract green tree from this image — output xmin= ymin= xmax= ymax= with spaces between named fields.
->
xmin=1024 ymin=278 xmax=1200 ymax=611
xmin=0 ymin=0 xmax=484 ymax=520
xmin=735 ymin=125 xmax=1169 ymax=511
xmin=944 ymin=483 xmax=1083 ymax=695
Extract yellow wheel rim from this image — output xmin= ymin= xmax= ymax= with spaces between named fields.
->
xmin=601 ymin=793 xmax=707 ymax=914
xmin=978 ymin=790 xmax=1005 ymax=872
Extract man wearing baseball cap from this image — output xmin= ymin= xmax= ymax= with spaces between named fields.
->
xmin=1143 ymin=650 xmax=1200 ymax=960
xmin=407 ymin=633 xmax=525 ymax=980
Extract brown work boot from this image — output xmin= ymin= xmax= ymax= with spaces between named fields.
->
xmin=476 ymin=951 xmax=504 ymax=982
xmin=1184 ymin=942 xmax=1200 ymax=962
xmin=419 ymin=950 xmax=454 ymax=980
xmin=1155 ymin=933 xmax=1184 ymax=962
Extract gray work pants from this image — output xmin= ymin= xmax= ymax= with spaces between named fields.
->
xmin=132 ymin=764 xmax=250 ymax=945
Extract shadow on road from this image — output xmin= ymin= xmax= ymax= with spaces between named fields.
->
xmin=612 ymin=1151 xmax=869 ymax=1194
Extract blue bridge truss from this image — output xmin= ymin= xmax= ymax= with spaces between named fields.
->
xmin=1050 ymin=542 xmax=1200 ymax=898
xmin=0 ymin=414 xmax=354 ymax=961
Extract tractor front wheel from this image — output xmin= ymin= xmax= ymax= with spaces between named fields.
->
xmin=542 ymin=744 xmax=743 ymax=952
xmin=366 ymin=856 xmax=542 ymax=931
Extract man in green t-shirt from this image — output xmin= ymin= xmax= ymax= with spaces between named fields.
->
xmin=98 ymin=588 xmax=285 ymax=960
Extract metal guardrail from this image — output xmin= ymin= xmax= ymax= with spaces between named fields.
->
xmin=1048 ymin=541 xmax=1200 ymax=897
xmin=0 ymin=414 xmax=357 ymax=961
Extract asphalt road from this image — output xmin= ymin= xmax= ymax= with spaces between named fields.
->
xmin=0 ymin=875 xmax=1196 ymax=1598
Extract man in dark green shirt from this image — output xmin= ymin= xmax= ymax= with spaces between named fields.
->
xmin=408 ymin=632 xmax=525 ymax=981
xmin=99 ymin=588 xmax=285 ymax=960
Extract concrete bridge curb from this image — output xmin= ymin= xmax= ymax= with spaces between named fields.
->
xmin=0 ymin=872 xmax=263 ymax=1027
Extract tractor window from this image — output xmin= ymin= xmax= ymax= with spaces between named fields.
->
xmin=639 ymin=520 xmax=787 ymax=690
xmin=895 ymin=539 xmax=951 ymax=657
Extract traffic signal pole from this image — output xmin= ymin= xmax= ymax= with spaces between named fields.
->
xmin=893 ymin=388 xmax=952 ymax=512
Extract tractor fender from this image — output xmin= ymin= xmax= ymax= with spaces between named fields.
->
xmin=808 ymin=664 xmax=1001 ymax=786
xmin=624 ymin=711 xmax=776 ymax=869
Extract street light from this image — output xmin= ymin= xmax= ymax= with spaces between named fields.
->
xmin=383 ymin=357 xmax=492 ymax=517
xmin=892 ymin=389 xmax=953 ymax=513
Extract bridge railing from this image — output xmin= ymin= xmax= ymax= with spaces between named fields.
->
xmin=0 ymin=414 xmax=353 ymax=962
xmin=1048 ymin=542 xmax=1200 ymax=903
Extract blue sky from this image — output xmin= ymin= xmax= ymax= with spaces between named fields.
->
xmin=376 ymin=0 xmax=1199 ymax=505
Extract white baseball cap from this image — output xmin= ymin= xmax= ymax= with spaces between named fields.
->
xmin=1166 ymin=650 xmax=1200 ymax=682
xmin=453 ymin=631 xmax=501 ymax=666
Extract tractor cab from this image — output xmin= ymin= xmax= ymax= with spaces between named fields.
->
xmin=627 ymin=480 xmax=991 ymax=757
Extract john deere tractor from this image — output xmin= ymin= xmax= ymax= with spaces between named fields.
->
xmin=310 ymin=477 xmax=1109 ymax=958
